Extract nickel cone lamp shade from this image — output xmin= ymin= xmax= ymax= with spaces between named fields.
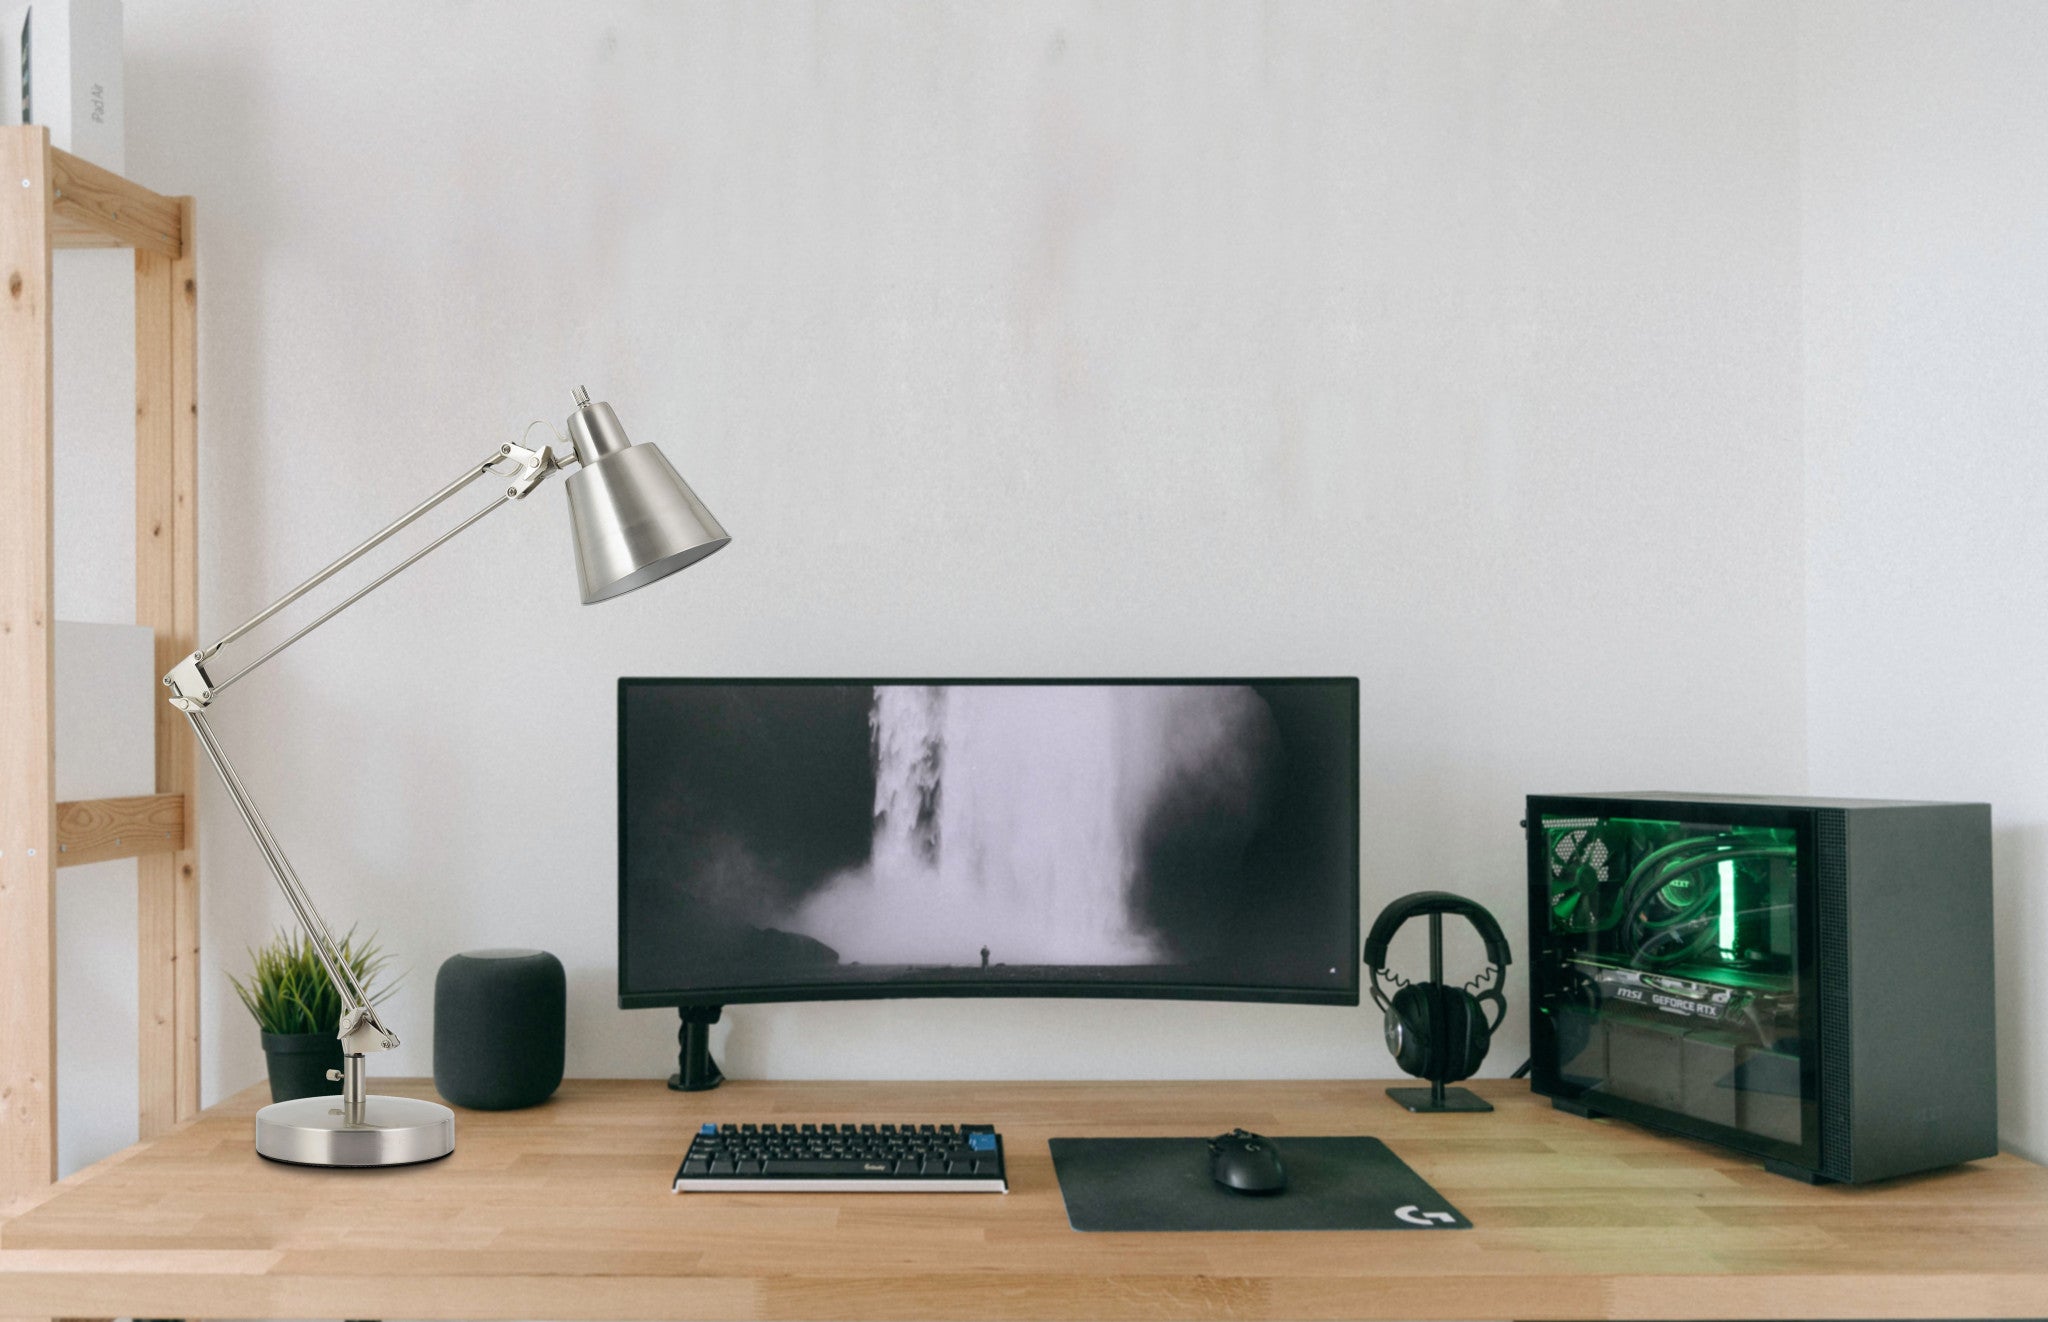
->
xmin=562 ymin=391 xmax=731 ymax=603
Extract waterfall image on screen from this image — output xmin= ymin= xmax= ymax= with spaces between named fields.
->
xmin=794 ymin=685 xmax=1268 ymax=965
xmin=619 ymin=680 xmax=1359 ymax=1001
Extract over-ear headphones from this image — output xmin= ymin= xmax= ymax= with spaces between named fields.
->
xmin=1363 ymin=891 xmax=1511 ymax=1085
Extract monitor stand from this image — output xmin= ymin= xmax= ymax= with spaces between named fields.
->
xmin=668 ymin=1005 xmax=725 ymax=1092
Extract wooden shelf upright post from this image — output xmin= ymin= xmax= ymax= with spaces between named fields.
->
xmin=133 ymin=192 xmax=201 ymax=1137
xmin=1 ymin=120 xmax=62 ymax=1223
xmin=1 ymin=125 xmax=199 ymax=1218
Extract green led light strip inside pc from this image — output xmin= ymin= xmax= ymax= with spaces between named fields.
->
xmin=1546 ymin=816 xmax=1797 ymax=978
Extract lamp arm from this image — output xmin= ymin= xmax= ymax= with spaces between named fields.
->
xmin=165 ymin=438 xmax=567 ymax=709
xmin=161 ymin=433 xmax=570 ymax=1056
xmin=186 ymin=706 xmax=397 ymax=1052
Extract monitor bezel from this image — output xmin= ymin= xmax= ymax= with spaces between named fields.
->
xmin=616 ymin=676 xmax=1361 ymax=1010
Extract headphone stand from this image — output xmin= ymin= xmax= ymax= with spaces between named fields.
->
xmin=1385 ymin=913 xmax=1494 ymax=1113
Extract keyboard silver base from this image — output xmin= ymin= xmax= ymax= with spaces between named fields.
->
xmin=675 ymin=1177 xmax=1007 ymax=1194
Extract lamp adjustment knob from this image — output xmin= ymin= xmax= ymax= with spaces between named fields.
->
xmin=326 ymin=1069 xmax=344 ymax=1082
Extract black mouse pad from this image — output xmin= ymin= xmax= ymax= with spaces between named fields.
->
xmin=1047 ymin=1136 xmax=1470 ymax=1232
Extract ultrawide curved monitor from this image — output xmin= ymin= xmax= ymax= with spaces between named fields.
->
xmin=617 ymin=678 xmax=1360 ymax=1008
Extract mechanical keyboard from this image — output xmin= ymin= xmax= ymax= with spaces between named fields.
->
xmin=673 ymin=1121 xmax=1008 ymax=1193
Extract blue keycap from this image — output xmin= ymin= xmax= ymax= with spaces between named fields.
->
xmin=700 ymin=1122 xmax=717 ymax=1134
xmin=968 ymin=1132 xmax=996 ymax=1152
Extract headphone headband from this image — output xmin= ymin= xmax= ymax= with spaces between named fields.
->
xmin=1363 ymin=890 xmax=1513 ymax=973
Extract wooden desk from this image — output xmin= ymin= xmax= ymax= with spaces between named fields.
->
xmin=3 ymin=1077 xmax=2046 ymax=1320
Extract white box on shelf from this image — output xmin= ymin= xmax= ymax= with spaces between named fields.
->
xmin=55 ymin=619 xmax=154 ymax=800
xmin=2 ymin=0 xmax=123 ymax=172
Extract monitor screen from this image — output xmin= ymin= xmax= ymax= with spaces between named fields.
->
xmin=617 ymin=678 xmax=1359 ymax=1007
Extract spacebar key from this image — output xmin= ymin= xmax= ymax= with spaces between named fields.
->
xmin=762 ymin=1159 xmax=903 ymax=1178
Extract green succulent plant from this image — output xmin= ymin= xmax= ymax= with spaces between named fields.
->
xmin=228 ymin=927 xmax=399 ymax=1037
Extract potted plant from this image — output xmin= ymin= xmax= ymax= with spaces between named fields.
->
xmin=229 ymin=928 xmax=398 ymax=1103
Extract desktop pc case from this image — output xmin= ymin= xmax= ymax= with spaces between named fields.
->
xmin=1525 ymin=793 xmax=1996 ymax=1184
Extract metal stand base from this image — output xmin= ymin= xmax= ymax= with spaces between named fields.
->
xmin=668 ymin=1005 xmax=725 ymax=1092
xmin=254 ymin=1093 xmax=455 ymax=1167
xmin=1387 ymin=1085 xmax=1494 ymax=1113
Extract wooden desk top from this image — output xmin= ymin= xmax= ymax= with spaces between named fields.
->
xmin=3 ymin=1077 xmax=2047 ymax=1320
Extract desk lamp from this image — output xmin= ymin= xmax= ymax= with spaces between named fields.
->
xmin=162 ymin=388 xmax=728 ymax=1167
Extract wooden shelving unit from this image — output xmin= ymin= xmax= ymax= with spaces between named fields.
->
xmin=2 ymin=125 xmax=199 ymax=1213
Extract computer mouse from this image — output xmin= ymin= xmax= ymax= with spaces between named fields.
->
xmin=1208 ymin=1128 xmax=1287 ymax=1195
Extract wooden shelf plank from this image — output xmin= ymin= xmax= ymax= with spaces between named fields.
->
xmin=53 ymin=794 xmax=185 ymax=867
xmin=48 ymin=148 xmax=181 ymax=258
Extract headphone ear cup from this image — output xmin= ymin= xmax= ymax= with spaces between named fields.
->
xmin=1386 ymin=984 xmax=1435 ymax=1079
xmin=1439 ymin=987 xmax=1490 ymax=1082
xmin=1388 ymin=984 xmax=1494 ymax=1083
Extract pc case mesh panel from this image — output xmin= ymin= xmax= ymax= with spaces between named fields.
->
xmin=1815 ymin=809 xmax=1851 ymax=1181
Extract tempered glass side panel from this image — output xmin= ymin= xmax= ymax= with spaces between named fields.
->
xmin=1529 ymin=800 xmax=1819 ymax=1168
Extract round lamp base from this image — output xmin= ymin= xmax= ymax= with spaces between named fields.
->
xmin=254 ymin=1093 xmax=455 ymax=1167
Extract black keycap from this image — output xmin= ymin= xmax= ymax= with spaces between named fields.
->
xmin=682 ymin=1157 xmax=710 ymax=1176
xmin=918 ymin=1124 xmax=936 ymax=1135
xmin=740 ymin=1123 xmax=758 ymax=1134
xmin=859 ymin=1123 xmax=877 ymax=1134
xmin=709 ymin=1158 xmax=735 ymax=1174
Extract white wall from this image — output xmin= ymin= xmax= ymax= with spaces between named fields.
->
xmin=56 ymin=0 xmax=1816 ymax=1158
xmin=1797 ymin=3 xmax=2048 ymax=1162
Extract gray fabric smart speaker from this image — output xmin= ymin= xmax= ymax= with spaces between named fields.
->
xmin=433 ymin=949 xmax=566 ymax=1110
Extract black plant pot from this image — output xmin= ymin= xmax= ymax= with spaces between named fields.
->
xmin=261 ymin=1030 xmax=343 ymax=1103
